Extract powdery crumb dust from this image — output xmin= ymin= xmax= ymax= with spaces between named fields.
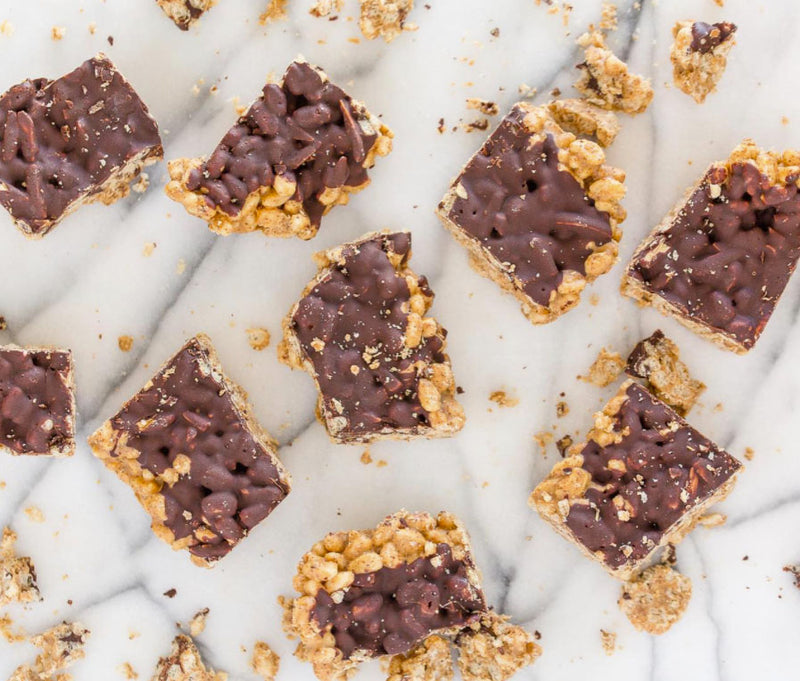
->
xmin=176 ymin=258 xmax=186 ymax=274
xmin=246 ymin=328 xmax=271 ymax=351
xmin=260 ymin=0 xmax=288 ymax=24
xmin=489 ymin=390 xmax=519 ymax=408
xmin=118 ymin=336 xmax=134 ymax=352
xmin=598 ymin=1 xmax=617 ymax=31
xmin=600 ymin=629 xmax=616 ymax=655
xmin=619 ymin=564 xmax=692 ymax=635
xmin=251 ymin=641 xmax=280 ymax=681
xmin=582 ymin=348 xmax=625 ymax=387
xmin=0 ymin=614 xmax=27 ymax=643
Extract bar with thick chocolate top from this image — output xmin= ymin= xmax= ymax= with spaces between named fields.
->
xmin=0 ymin=346 xmax=75 ymax=457
xmin=0 ymin=55 xmax=162 ymax=238
xmin=312 ymin=543 xmax=485 ymax=658
xmin=690 ymin=21 xmax=736 ymax=53
xmin=624 ymin=148 xmax=800 ymax=352
xmin=88 ymin=334 xmax=291 ymax=566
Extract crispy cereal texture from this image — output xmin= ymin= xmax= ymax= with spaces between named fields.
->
xmin=360 ymin=0 xmax=415 ymax=41
xmin=387 ymin=636 xmax=454 ymax=681
xmin=0 ymin=527 xmax=40 ymax=606
xmin=671 ymin=20 xmax=736 ymax=103
xmin=547 ymin=99 xmax=620 ymax=147
xmin=152 ymin=635 xmax=228 ymax=681
xmin=582 ymin=347 xmax=625 ymax=387
xmin=251 ymin=641 xmax=280 ymax=681
xmin=456 ymin=612 xmax=541 ymax=681
xmin=10 ymin=622 xmax=91 ymax=681
xmin=618 ymin=564 xmax=692 ymax=634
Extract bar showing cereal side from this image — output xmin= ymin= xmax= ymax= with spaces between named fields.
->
xmin=671 ymin=20 xmax=737 ymax=103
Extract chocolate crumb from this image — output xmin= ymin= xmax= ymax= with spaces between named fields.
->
xmin=490 ymin=27 xmax=500 ymax=37
xmin=163 ymin=588 xmax=177 ymax=598
xmin=556 ymin=434 xmax=573 ymax=457
xmin=107 ymin=35 xmax=114 ymax=45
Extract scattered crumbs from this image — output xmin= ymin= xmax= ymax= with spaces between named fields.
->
xmin=163 ymin=588 xmax=177 ymax=598
xmin=88 ymin=21 xmax=97 ymax=34
xmin=489 ymin=390 xmax=519 ymax=408
xmin=176 ymin=258 xmax=186 ymax=275
xmin=589 ymin=293 xmax=600 ymax=306
xmin=360 ymin=450 xmax=373 ymax=465
xmin=437 ymin=117 xmax=446 ymax=134
xmin=251 ymin=641 xmax=280 ymax=681
xmin=24 ymin=506 xmax=45 ymax=523
xmin=118 ymin=335 xmax=134 ymax=353
xmin=142 ymin=242 xmax=156 ymax=257
xmin=0 ymin=316 xmax=5 ymax=330
xmin=260 ymin=0 xmax=288 ymax=24
xmin=598 ymin=1 xmax=617 ymax=31
xmin=189 ymin=608 xmax=209 ymax=637
xmin=0 ymin=20 xmax=14 ymax=36
xmin=697 ymin=513 xmax=726 ymax=528
xmin=518 ymin=84 xmax=537 ymax=99
xmin=600 ymin=629 xmax=616 ymax=655
xmin=550 ymin=87 xmax=562 ymax=97
xmin=51 ymin=26 xmax=65 ymax=40
xmin=744 ymin=447 xmax=754 ymax=461
xmin=581 ymin=348 xmax=625 ymax=387
xmin=556 ymin=435 xmax=573 ymax=457
xmin=309 ymin=0 xmax=344 ymax=17
xmin=534 ymin=430 xmax=553 ymax=455
xmin=376 ymin=459 xmax=388 ymax=468
xmin=132 ymin=173 xmax=150 ymax=194
xmin=784 ymin=564 xmax=800 ymax=589
xmin=0 ymin=614 xmax=26 ymax=643
xmin=107 ymin=35 xmax=114 ymax=46
xmin=118 ymin=662 xmax=138 ymax=679
xmin=246 ymin=327 xmax=271 ymax=351
xmin=466 ymin=98 xmax=499 ymax=116
xmin=556 ymin=401 xmax=569 ymax=418
xmin=490 ymin=27 xmax=500 ymax=37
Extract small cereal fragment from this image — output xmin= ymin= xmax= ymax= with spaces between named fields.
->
xmin=310 ymin=0 xmax=343 ymax=16
xmin=359 ymin=0 xmax=414 ymax=42
xmin=555 ymin=434 xmax=573 ymax=457
xmin=583 ymin=348 xmax=625 ymax=387
xmin=360 ymin=449 xmax=373 ymax=464
xmin=0 ymin=20 xmax=14 ymax=36
xmin=51 ymin=26 xmax=65 ymax=40
xmin=575 ymin=31 xmax=654 ymax=114
xmin=387 ymin=635 xmax=454 ymax=681
xmin=744 ymin=447 xmax=754 ymax=461
xmin=599 ymin=2 xmax=617 ymax=31
xmin=132 ymin=173 xmax=150 ymax=194
xmin=189 ymin=608 xmax=209 ymax=637
xmin=118 ymin=335 xmax=134 ymax=352
xmin=119 ymin=662 xmax=139 ymax=679
xmin=32 ymin=622 xmax=91 ymax=676
xmin=0 ymin=316 xmax=6 ymax=330
xmin=547 ymin=99 xmax=620 ymax=147
xmin=456 ymin=612 xmax=542 ymax=681
xmin=24 ymin=507 xmax=44 ymax=523
xmin=260 ymin=0 xmax=288 ymax=24
xmin=466 ymin=98 xmax=499 ymax=116
xmin=671 ymin=20 xmax=737 ymax=103
xmin=143 ymin=242 xmax=156 ymax=256
xmin=246 ymin=327 xmax=271 ymax=351
xmin=533 ymin=431 xmax=553 ymax=455
xmin=489 ymin=390 xmax=519 ymax=408
xmin=600 ymin=629 xmax=616 ymax=655
xmin=251 ymin=641 xmax=280 ymax=681
xmin=556 ymin=401 xmax=569 ymax=417
xmin=88 ymin=21 xmax=97 ymax=35
xmin=152 ymin=635 xmax=227 ymax=681
xmin=618 ymin=564 xmax=692 ymax=635
xmin=0 ymin=527 xmax=41 ymax=606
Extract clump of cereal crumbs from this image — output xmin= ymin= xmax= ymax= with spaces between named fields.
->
xmin=119 ymin=661 xmax=138 ymax=679
xmin=11 ymin=622 xmax=91 ymax=681
xmin=697 ymin=513 xmax=726 ymax=528
xmin=582 ymin=348 xmax=625 ymax=387
xmin=310 ymin=0 xmax=343 ymax=16
xmin=556 ymin=434 xmax=573 ymax=457
xmin=260 ymin=0 xmax=288 ymax=23
xmin=556 ymin=401 xmax=569 ymax=417
xmin=246 ymin=327 xmax=271 ymax=351
xmin=24 ymin=507 xmax=45 ymax=523
xmin=387 ymin=636 xmax=453 ymax=681
xmin=251 ymin=641 xmax=280 ymax=681
xmin=783 ymin=565 xmax=800 ymax=589
xmin=618 ymin=564 xmax=692 ymax=635
xmin=598 ymin=1 xmax=617 ymax=31
xmin=600 ymin=629 xmax=616 ymax=655
xmin=118 ymin=336 xmax=134 ymax=352
xmin=466 ymin=98 xmax=499 ymax=116
xmin=142 ymin=242 xmax=156 ymax=256
xmin=534 ymin=431 xmax=553 ymax=455
xmin=359 ymin=0 xmax=416 ymax=42
xmin=744 ymin=447 xmax=754 ymax=461
xmin=489 ymin=390 xmax=519 ymax=408
xmin=360 ymin=450 xmax=373 ymax=464
xmin=456 ymin=612 xmax=541 ymax=681
xmin=152 ymin=635 xmax=226 ymax=681
xmin=0 ymin=528 xmax=41 ymax=606
xmin=51 ymin=26 xmax=65 ymax=40
xmin=132 ymin=173 xmax=150 ymax=194
xmin=189 ymin=608 xmax=209 ymax=636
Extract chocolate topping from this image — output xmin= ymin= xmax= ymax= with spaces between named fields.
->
xmin=625 ymin=329 xmax=667 ymax=378
xmin=444 ymin=108 xmax=613 ymax=307
xmin=629 ymin=163 xmax=800 ymax=349
xmin=290 ymin=232 xmax=446 ymax=440
xmin=565 ymin=383 xmax=740 ymax=569
xmin=185 ymin=61 xmax=378 ymax=228
xmin=311 ymin=544 xmax=485 ymax=659
xmin=0 ymin=347 xmax=74 ymax=455
xmin=109 ymin=338 xmax=289 ymax=562
xmin=690 ymin=21 xmax=737 ymax=54
xmin=0 ymin=55 xmax=162 ymax=234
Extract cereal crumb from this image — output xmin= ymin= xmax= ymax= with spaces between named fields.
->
xmin=598 ymin=2 xmax=617 ymax=31
xmin=142 ymin=242 xmax=156 ymax=257
xmin=251 ymin=641 xmax=280 ymax=681
xmin=489 ymin=390 xmax=519 ymax=408
xmin=743 ymin=447 xmax=755 ymax=461
xmin=376 ymin=459 xmax=388 ymax=468
xmin=556 ymin=434 xmax=574 ymax=457
xmin=360 ymin=0 xmax=415 ymax=42
xmin=118 ymin=336 xmax=134 ymax=353
xmin=132 ymin=173 xmax=149 ymax=194
xmin=0 ymin=20 xmax=14 ymax=36
xmin=600 ymin=629 xmax=616 ymax=655
xmin=466 ymin=98 xmax=499 ymax=116
xmin=582 ymin=348 xmax=625 ymax=387
xmin=619 ymin=564 xmax=692 ymax=635
xmin=360 ymin=450 xmax=373 ymax=465
xmin=24 ymin=506 xmax=45 ymax=523
xmin=176 ymin=258 xmax=186 ymax=275
xmin=518 ymin=84 xmax=538 ymax=99
xmin=462 ymin=118 xmax=490 ymax=133
xmin=152 ymin=635 xmax=226 ymax=681
xmin=0 ymin=316 xmax=6 ymax=330
xmin=51 ymin=26 xmax=65 ymax=40
xmin=0 ymin=527 xmax=41 ymax=607
xmin=189 ymin=608 xmax=209 ymax=637
xmin=0 ymin=614 xmax=27 ymax=642
xmin=310 ymin=0 xmax=343 ymax=16
xmin=534 ymin=431 xmax=553 ymax=455
xmin=246 ymin=327 xmax=271 ymax=351
xmin=387 ymin=635 xmax=453 ymax=681
xmin=670 ymin=20 xmax=737 ymax=103
xmin=556 ymin=401 xmax=569 ymax=417
xmin=88 ymin=21 xmax=97 ymax=34
xmin=697 ymin=512 xmax=726 ymax=528
xmin=260 ymin=0 xmax=288 ymax=24
xmin=782 ymin=116 xmax=790 ymax=125
xmin=118 ymin=662 xmax=138 ymax=679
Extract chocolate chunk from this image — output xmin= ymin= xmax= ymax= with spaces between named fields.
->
xmin=690 ymin=21 xmax=737 ymax=53
xmin=0 ymin=346 xmax=75 ymax=456
xmin=0 ymin=55 xmax=162 ymax=238
xmin=88 ymin=334 xmax=291 ymax=566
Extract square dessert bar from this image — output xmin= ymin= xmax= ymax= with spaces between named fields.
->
xmin=156 ymin=0 xmax=216 ymax=30
xmin=530 ymin=380 xmax=741 ymax=580
xmin=622 ymin=140 xmax=800 ymax=353
xmin=88 ymin=334 xmax=291 ymax=567
xmin=437 ymin=102 xmax=626 ymax=324
xmin=166 ymin=59 xmax=393 ymax=240
xmin=0 ymin=345 xmax=75 ymax=457
xmin=0 ymin=54 xmax=163 ymax=239
xmin=278 ymin=231 xmax=464 ymax=444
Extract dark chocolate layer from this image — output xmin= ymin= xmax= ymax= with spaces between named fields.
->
xmin=625 ymin=329 xmax=667 ymax=379
xmin=690 ymin=21 xmax=737 ymax=54
xmin=565 ymin=383 xmax=740 ymax=569
xmin=312 ymin=543 xmax=485 ymax=658
xmin=629 ymin=162 xmax=800 ymax=349
xmin=109 ymin=338 xmax=289 ymax=562
xmin=186 ymin=61 xmax=378 ymax=227
xmin=0 ymin=348 xmax=73 ymax=455
xmin=291 ymin=232 xmax=446 ymax=440
xmin=443 ymin=106 xmax=613 ymax=307
xmin=0 ymin=55 xmax=162 ymax=234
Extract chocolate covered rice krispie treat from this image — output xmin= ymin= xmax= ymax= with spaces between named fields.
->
xmin=0 ymin=55 xmax=162 ymax=238
xmin=575 ymin=31 xmax=654 ymax=115
xmin=166 ymin=60 xmax=392 ymax=239
xmin=89 ymin=334 xmax=291 ymax=567
xmin=437 ymin=102 xmax=626 ymax=324
xmin=622 ymin=140 xmax=800 ymax=353
xmin=671 ymin=20 xmax=737 ymax=103
xmin=151 ymin=635 xmax=227 ymax=681
xmin=0 ymin=527 xmax=40 ymax=606
xmin=278 ymin=231 xmax=464 ymax=444
xmin=530 ymin=380 xmax=741 ymax=581
xmin=0 ymin=345 xmax=76 ymax=457
xmin=156 ymin=0 xmax=216 ymax=30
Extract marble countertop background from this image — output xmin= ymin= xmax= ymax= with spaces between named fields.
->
xmin=0 ymin=0 xmax=799 ymax=679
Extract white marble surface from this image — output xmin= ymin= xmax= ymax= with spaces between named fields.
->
xmin=0 ymin=0 xmax=799 ymax=679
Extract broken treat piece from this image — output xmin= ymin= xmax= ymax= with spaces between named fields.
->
xmin=278 ymin=231 xmax=464 ymax=444
xmin=156 ymin=0 xmax=215 ymax=30
xmin=0 ymin=54 xmax=162 ymax=239
xmin=583 ymin=348 xmax=625 ymax=387
xmin=671 ymin=20 xmax=737 ymax=103
xmin=575 ymin=32 xmax=654 ymax=115
xmin=152 ymin=635 xmax=227 ymax=681
xmin=530 ymin=380 xmax=741 ymax=580
xmin=622 ymin=140 xmax=800 ymax=353
xmin=9 ymin=622 xmax=91 ymax=681
xmin=0 ymin=345 xmax=76 ymax=457
xmin=88 ymin=334 xmax=291 ymax=567
xmin=387 ymin=635 xmax=454 ymax=681
xmin=618 ymin=563 xmax=692 ymax=634
xmin=310 ymin=0 xmax=344 ymax=16
xmin=251 ymin=641 xmax=280 ymax=681
xmin=282 ymin=511 xmax=488 ymax=681
xmin=437 ymin=102 xmax=626 ymax=324
xmin=456 ymin=612 xmax=541 ymax=681
xmin=547 ymin=99 xmax=620 ymax=147
xmin=360 ymin=0 xmax=414 ymax=42
xmin=0 ymin=527 xmax=40 ymax=606
xmin=166 ymin=60 xmax=392 ymax=239
xmin=626 ymin=330 xmax=705 ymax=416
